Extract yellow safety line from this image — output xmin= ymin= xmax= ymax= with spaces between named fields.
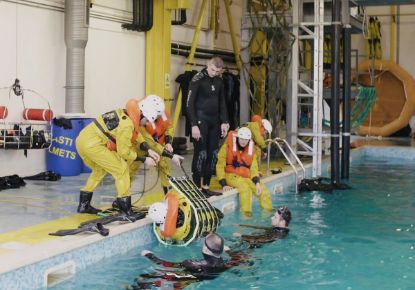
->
xmin=0 ymin=214 xmax=97 ymax=250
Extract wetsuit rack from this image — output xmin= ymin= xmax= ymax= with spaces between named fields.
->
xmin=153 ymin=176 xmax=222 ymax=246
xmin=266 ymin=137 xmax=306 ymax=194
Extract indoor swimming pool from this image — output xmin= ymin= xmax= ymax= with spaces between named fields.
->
xmin=50 ymin=154 xmax=415 ymax=290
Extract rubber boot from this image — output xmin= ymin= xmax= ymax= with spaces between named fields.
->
xmin=116 ymin=196 xmax=136 ymax=222
xmin=77 ymin=191 xmax=101 ymax=214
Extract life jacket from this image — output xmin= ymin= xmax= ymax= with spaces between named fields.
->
xmin=251 ymin=115 xmax=265 ymax=136
xmin=145 ymin=110 xmax=170 ymax=145
xmin=225 ymin=131 xmax=255 ymax=178
xmin=125 ymin=98 xmax=142 ymax=143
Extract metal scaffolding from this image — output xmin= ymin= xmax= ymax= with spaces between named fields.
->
xmin=289 ymin=0 xmax=326 ymax=177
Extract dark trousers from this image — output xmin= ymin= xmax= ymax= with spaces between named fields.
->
xmin=191 ymin=116 xmax=220 ymax=188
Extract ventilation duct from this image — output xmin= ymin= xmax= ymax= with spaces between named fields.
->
xmin=122 ymin=0 xmax=153 ymax=32
xmin=64 ymin=0 xmax=89 ymax=113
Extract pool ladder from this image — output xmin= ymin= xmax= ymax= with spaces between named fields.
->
xmin=266 ymin=137 xmax=306 ymax=194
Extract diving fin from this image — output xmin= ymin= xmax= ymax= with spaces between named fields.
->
xmin=23 ymin=171 xmax=61 ymax=181
xmin=49 ymin=222 xmax=109 ymax=237
xmin=78 ymin=211 xmax=146 ymax=228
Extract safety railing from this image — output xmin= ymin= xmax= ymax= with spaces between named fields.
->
xmin=266 ymin=137 xmax=306 ymax=194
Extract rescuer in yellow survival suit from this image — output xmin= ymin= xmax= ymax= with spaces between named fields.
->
xmin=76 ymin=96 xmax=161 ymax=220
xmin=245 ymin=115 xmax=273 ymax=169
xmin=216 ymin=127 xmax=273 ymax=217
xmin=128 ymin=96 xmax=184 ymax=194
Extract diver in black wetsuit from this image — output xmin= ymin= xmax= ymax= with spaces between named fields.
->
xmin=186 ymin=57 xmax=230 ymax=197
xmin=130 ymin=233 xmax=251 ymax=290
xmin=233 ymin=206 xmax=292 ymax=248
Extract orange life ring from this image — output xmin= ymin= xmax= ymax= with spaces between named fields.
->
xmin=161 ymin=191 xmax=179 ymax=238
xmin=0 ymin=106 xmax=8 ymax=119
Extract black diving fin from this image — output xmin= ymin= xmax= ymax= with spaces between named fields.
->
xmin=50 ymin=207 xmax=146 ymax=237
xmin=49 ymin=222 xmax=109 ymax=237
xmin=79 ymin=209 xmax=146 ymax=228
xmin=23 ymin=171 xmax=61 ymax=181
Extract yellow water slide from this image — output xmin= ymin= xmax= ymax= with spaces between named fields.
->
xmin=357 ymin=60 xmax=415 ymax=137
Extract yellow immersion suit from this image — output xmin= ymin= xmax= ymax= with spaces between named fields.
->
xmin=216 ymin=132 xmax=272 ymax=214
xmin=246 ymin=121 xmax=267 ymax=169
xmin=129 ymin=111 xmax=174 ymax=189
xmin=76 ymin=109 xmax=143 ymax=198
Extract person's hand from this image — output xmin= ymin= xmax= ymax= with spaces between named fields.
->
xmin=164 ymin=143 xmax=173 ymax=153
xmin=171 ymin=154 xmax=184 ymax=167
xmin=262 ymin=151 xmax=268 ymax=160
xmin=144 ymin=157 xmax=157 ymax=167
xmin=223 ymin=245 xmax=230 ymax=252
xmin=223 ymin=185 xmax=233 ymax=192
xmin=148 ymin=149 xmax=160 ymax=163
xmin=255 ymin=183 xmax=262 ymax=196
xmin=192 ymin=126 xmax=201 ymax=141
xmin=221 ymin=123 xmax=229 ymax=138
xmin=141 ymin=250 xmax=153 ymax=256
xmin=232 ymin=232 xmax=242 ymax=238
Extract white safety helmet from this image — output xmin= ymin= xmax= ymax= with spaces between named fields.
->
xmin=139 ymin=95 xmax=166 ymax=123
xmin=237 ymin=127 xmax=252 ymax=140
xmin=148 ymin=202 xmax=168 ymax=230
xmin=262 ymin=119 xmax=272 ymax=135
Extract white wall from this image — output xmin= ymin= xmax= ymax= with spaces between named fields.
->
xmin=0 ymin=0 xmax=242 ymax=176
xmin=85 ymin=17 xmax=146 ymax=116
xmin=0 ymin=1 xmax=66 ymax=176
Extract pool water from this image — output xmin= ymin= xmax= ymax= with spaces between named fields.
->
xmin=51 ymin=158 xmax=415 ymax=290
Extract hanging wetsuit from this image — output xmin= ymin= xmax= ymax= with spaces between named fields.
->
xmin=186 ymin=68 xmax=229 ymax=188
xmin=223 ymin=72 xmax=240 ymax=130
xmin=175 ymin=70 xmax=198 ymax=136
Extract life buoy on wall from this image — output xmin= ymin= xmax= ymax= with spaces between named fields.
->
xmin=0 ymin=106 xmax=8 ymax=119
xmin=22 ymin=108 xmax=53 ymax=121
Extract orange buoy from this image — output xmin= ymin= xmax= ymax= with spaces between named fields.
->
xmin=22 ymin=108 xmax=53 ymax=121
xmin=0 ymin=106 xmax=8 ymax=119
xmin=161 ymin=191 xmax=179 ymax=238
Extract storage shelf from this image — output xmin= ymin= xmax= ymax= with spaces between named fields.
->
xmin=0 ymin=122 xmax=52 ymax=150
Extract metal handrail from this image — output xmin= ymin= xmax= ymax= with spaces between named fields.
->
xmin=275 ymin=137 xmax=306 ymax=175
xmin=266 ymin=137 xmax=306 ymax=194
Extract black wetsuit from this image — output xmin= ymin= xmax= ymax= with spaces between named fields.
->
xmin=133 ymin=251 xmax=250 ymax=289
xmin=186 ymin=68 xmax=228 ymax=188
xmin=241 ymin=227 xmax=289 ymax=248
xmin=181 ymin=254 xmax=226 ymax=279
